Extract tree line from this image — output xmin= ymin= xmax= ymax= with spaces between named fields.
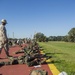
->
xmin=34 ymin=28 xmax=75 ymax=42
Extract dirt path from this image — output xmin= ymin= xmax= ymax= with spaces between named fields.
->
xmin=0 ymin=44 xmax=53 ymax=75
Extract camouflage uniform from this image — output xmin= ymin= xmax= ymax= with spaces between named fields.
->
xmin=30 ymin=69 xmax=48 ymax=75
xmin=0 ymin=24 xmax=9 ymax=56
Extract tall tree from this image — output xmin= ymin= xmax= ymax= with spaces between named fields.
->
xmin=34 ymin=32 xmax=46 ymax=42
xmin=68 ymin=28 xmax=75 ymax=42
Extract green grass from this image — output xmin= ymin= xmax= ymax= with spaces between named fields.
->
xmin=38 ymin=41 xmax=75 ymax=75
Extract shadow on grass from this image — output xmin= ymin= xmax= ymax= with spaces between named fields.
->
xmin=45 ymin=53 xmax=64 ymax=55
xmin=45 ymin=59 xmax=66 ymax=64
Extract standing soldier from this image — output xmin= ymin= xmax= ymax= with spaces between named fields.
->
xmin=0 ymin=19 xmax=12 ymax=58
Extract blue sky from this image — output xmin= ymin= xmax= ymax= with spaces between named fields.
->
xmin=0 ymin=0 xmax=75 ymax=38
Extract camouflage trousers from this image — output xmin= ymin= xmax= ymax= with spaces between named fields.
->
xmin=0 ymin=43 xmax=9 ymax=56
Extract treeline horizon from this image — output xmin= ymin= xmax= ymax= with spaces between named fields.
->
xmin=34 ymin=27 xmax=75 ymax=42
xmin=8 ymin=27 xmax=75 ymax=42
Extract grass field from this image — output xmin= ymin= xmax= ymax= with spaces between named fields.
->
xmin=38 ymin=41 xmax=75 ymax=75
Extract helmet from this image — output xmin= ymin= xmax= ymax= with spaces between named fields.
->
xmin=1 ymin=19 xmax=7 ymax=24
